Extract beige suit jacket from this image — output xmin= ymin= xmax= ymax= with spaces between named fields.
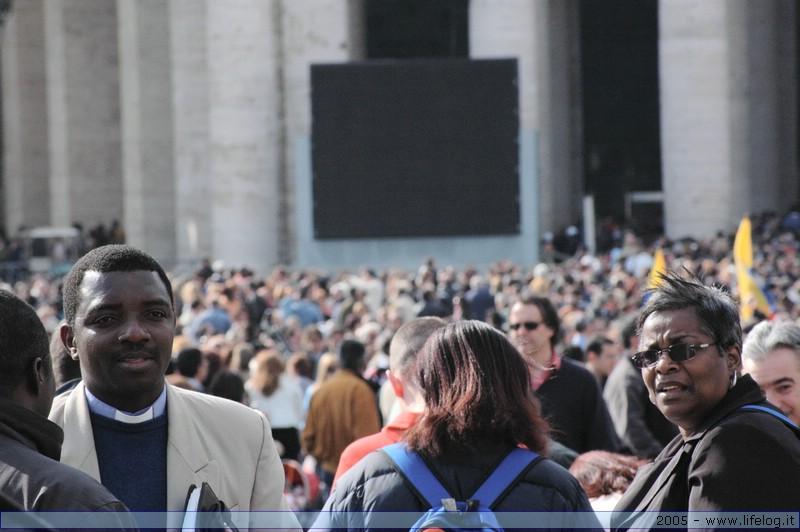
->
xmin=49 ymin=381 xmax=300 ymax=530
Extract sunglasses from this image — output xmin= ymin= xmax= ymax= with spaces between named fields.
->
xmin=509 ymin=321 xmax=540 ymax=331
xmin=631 ymin=342 xmax=716 ymax=369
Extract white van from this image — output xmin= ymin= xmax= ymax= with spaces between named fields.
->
xmin=21 ymin=226 xmax=82 ymax=276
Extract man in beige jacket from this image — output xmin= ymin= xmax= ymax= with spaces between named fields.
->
xmin=49 ymin=244 xmax=299 ymax=531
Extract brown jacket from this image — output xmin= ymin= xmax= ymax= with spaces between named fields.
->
xmin=302 ymin=369 xmax=381 ymax=474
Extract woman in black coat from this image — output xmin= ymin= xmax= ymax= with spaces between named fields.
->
xmin=313 ymin=320 xmax=600 ymax=531
xmin=612 ymin=273 xmax=800 ymax=531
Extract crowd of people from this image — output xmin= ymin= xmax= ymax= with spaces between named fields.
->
xmin=2 ymin=210 xmax=800 ymax=530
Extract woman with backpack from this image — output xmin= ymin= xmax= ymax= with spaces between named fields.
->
xmin=313 ymin=320 xmax=601 ymax=531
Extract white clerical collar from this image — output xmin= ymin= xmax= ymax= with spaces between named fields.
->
xmin=85 ymin=385 xmax=167 ymax=424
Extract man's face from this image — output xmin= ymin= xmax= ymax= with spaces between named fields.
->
xmin=744 ymin=347 xmax=800 ymax=425
xmin=508 ymin=302 xmax=554 ymax=361
xmin=62 ymin=270 xmax=175 ymax=413
xmin=597 ymin=342 xmax=623 ymax=378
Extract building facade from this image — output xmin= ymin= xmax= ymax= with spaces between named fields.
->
xmin=2 ymin=0 xmax=797 ymax=272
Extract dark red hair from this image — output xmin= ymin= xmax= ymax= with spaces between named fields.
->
xmin=403 ymin=320 xmax=549 ymax=458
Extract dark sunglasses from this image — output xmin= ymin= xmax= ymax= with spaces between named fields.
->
xmin=631 ymin=342 xmax=716 ymax=369
xmin=509 ymin=321 xmax=540 ymax=331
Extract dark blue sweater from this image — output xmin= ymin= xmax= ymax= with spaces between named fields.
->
xmin=90 ymin=412 xmax=168 ymax=512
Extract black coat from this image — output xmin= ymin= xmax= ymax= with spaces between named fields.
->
xmin=612 ymin=374 xmax=800 ymax=531
xmin=537 ymin=357 xmax=621 ymax=453
xmin=0 ymin=397 xmax=137 ymax=531
xmin=314 ymin=443 xmax=602 ymax=531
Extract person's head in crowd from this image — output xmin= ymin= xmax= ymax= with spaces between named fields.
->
xmin=60 ymin=244 xmax=175 ymax=413
xmin=404 ymin=320 xmax=549 ymax=457
xmin=743 ymin=319 xmax=800 ymax=425
xmin=208 ymin=370 xmax=246 ymax=403
xmin=314 ymin=352 xmax=339 ymax=385
xmin=0 ymin=290 xmax=55 ymax=417
xmin=568 ymin=451 xmax=648 ymax=499
xmin=287 ymin=352 xmax=313 ymax=381
xmin=176 ymin=347 xmax=206 ymax=382
xmin=618 ymin=313 xmax=640 ymax=355
xmin=228 ymin=341 xmax=255 ymax=375
xmin=301 ymin=325 xmax=325 ymax=355
xmin=50 ymin=321 xmax=81 ymax=392
xmin=508 ymin=295 xmax=561 ymax=363
xmin=635 ymin=272 xmax=742 ymax=438
xmin=250 ymin=349 xmax=285 ymax=397
xmin=338 ymin=339 xmax=367 ymax=374
xmin=561 ymin=345 xmax=585 ymax=363
xmin=586 ymin=335 xmax=622 ymax=383
xmin=387 ymin=317 xmax=447 ymax=411
xmin=203 ymin=351 xmax=223 ymax=390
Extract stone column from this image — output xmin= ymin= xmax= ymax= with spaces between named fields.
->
xmin=660 ymin=0 xmax=797 ymax=238
xmin=206 ymin=0 xmax=282 ymax=273
xmin=44 ymin=0 xmax=123 ymax=229
xmin=117 ymin=0 xmax=175 ymax=262
xmin=279 ymin=0 xmax=365 ymax=263
xmin=2 ymin=0 xmax=50 ymax=231
xmin=170 ymin=0 xmax=212 ymax=264
xmin=469 ymin=0 xmax=583 ymax=237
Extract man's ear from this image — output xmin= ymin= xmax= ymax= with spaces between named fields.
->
xmin=60 ymin=322 xmax=79 ymax=361
xmin=386 ymin=370 xmax=404 ymax=399
xmin=33 ymin=357 xmax=49 ymax=394
xmin=24 ymin=356 xmax=48 ymax=396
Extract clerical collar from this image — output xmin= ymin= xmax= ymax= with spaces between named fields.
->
xmin=85 ymin=385 xmax=167 ymax=423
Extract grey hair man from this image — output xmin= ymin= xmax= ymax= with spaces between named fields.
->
xmin=743 ymin=319 xmax=800 ymax=425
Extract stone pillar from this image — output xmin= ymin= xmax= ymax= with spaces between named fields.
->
xmin=44 ymin=0 xmax=123 ymax=229
xmin=660 ymin=0 xmax=797 ymax=238
xmin=170 ymin=0 xmax=212 ymax=264
xmin=206 ymin=0 xmax=282 ymax=273
xmin=469 ymin=0 xmax=583 ymax=237
xmin=279 ymin=0 xmax=365 ymax=263
xmin=2 ymin=0 xmax=50 ymax=232
xmin=117 ymin=0 xmax=175 ymax=262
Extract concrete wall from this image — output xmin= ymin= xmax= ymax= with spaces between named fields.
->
xmin=660 ymin=0 xmax=798 ymax=239
xmin=170 ymin=0 xmax=212 ymax=264
xmin=44 ymin=0 xmax=123 ymax=229
xmin=2 ymin=0 xmax=50 ymax=231
xmin=118 ymin=0 xmax=176 ymax=261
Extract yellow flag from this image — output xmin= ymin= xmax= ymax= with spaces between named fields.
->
xmin=648 ymin=247 xmax=667 ymax=289
xmin=733 ymin=216 xmax=774 ymax=321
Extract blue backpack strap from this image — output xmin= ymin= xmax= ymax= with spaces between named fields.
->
xmin=470 ymin=448 xmax=540 ymax=508
xmin=381 ymin=442 xmax=451 ymax=508
xmin=739 ymin=404 xmax=800 ymax=430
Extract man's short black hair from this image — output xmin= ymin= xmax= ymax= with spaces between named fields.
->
xmin=62 ymin=244 xmax=174 ymax=327
xmin=176 ymin=347 xmax=203 ymax=378
xmin=339 ymin=339 xmax=366 ymax=372
xmin=0 ymin=290 xmax=50 ymax=395
xmin=586 ymin=335 xmax=614 ymax=356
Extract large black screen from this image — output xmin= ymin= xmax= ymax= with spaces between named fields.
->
xmin=311 ymin=58 xmax=519 ymax=239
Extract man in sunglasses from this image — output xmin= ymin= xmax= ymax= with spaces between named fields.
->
xmin=508 ymin=295 xmax=620 ymax=454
